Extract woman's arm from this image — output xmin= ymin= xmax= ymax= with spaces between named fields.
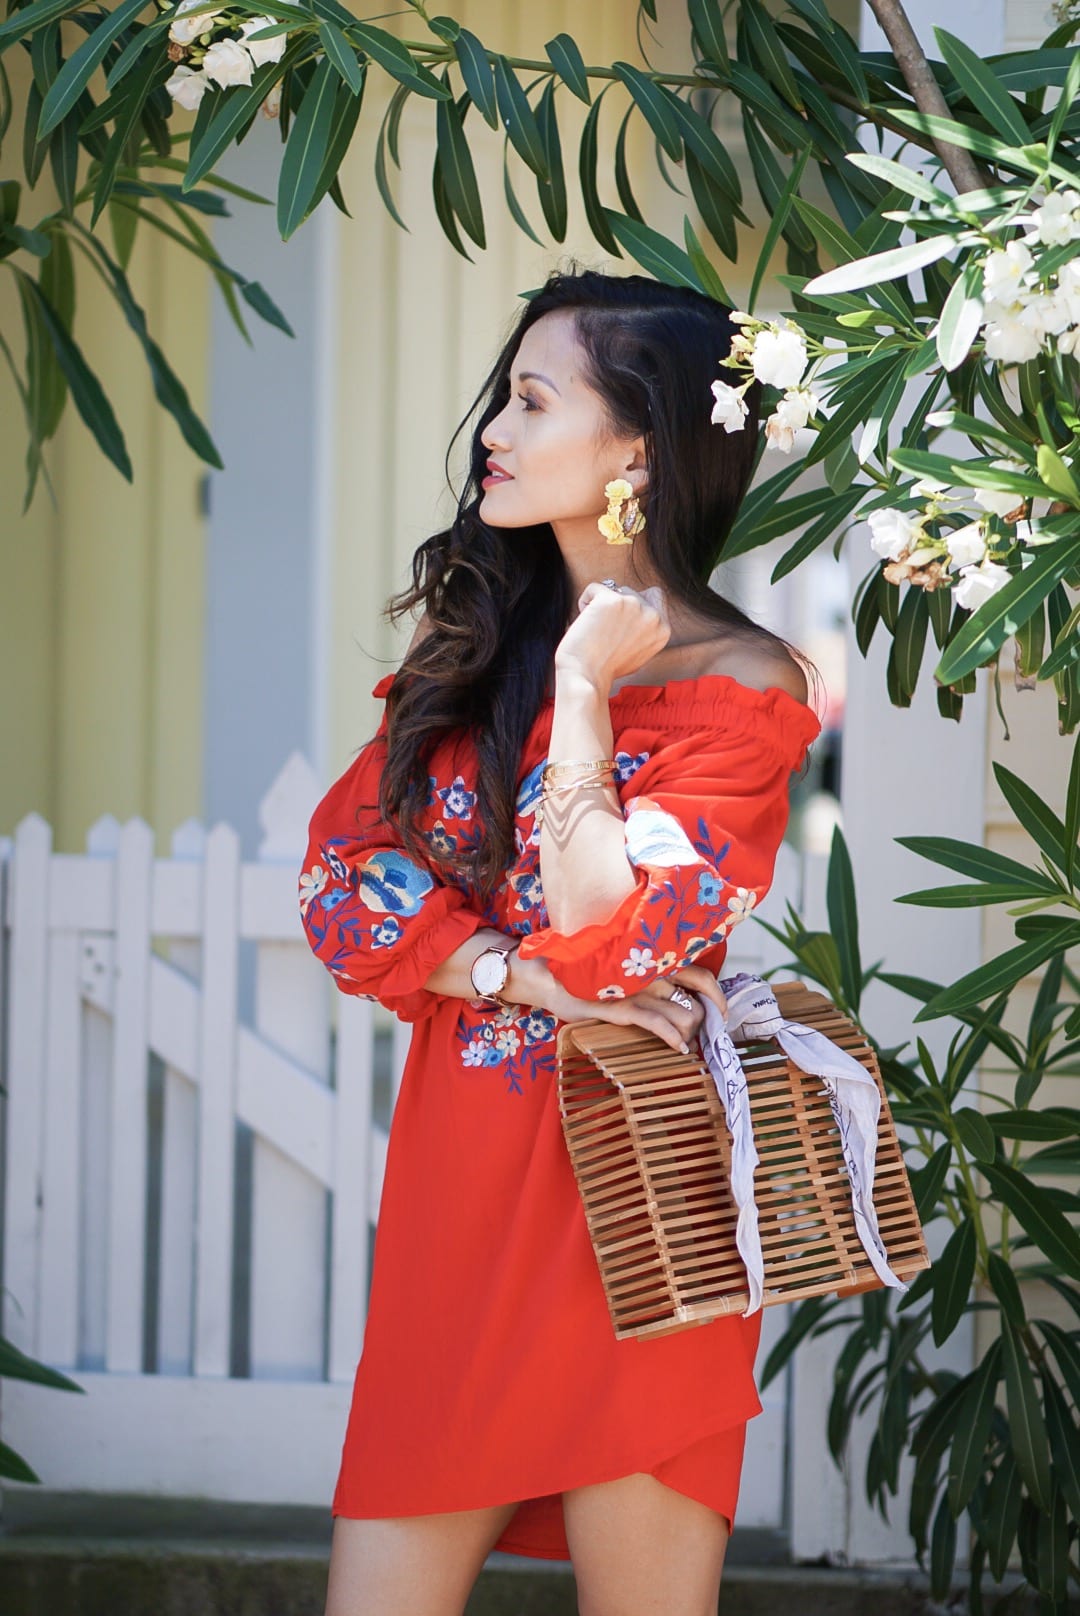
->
xmin=539 ymin=583 xmax=671 ymax=934
xmin=421 ymin=924 xmax=725 ymax=1053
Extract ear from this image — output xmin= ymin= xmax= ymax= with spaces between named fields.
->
xmin=620 ymin=436 xmax=649 ymax=498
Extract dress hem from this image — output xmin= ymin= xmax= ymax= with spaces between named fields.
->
xmin=330 ymin=1399 xmax=761 ymax=1549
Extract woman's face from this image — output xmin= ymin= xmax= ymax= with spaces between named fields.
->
xmin=478 ymin=309 xmax=646 ymax=532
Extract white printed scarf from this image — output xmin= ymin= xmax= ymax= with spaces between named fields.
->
xmin=697 ymin=970 xmax=908 ymax=1315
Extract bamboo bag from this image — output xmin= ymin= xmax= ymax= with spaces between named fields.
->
xmin=556 ymin=979 xmax=930 ymax=1341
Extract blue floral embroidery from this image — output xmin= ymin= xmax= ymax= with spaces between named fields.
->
xmin=521 ymin=1009 xmax=557 ymax=1045
xmin=516 ymin=761 xmax=545 ymax=820
xmin=356 ymin=849 xmax=435 ymax=917
xmin=509 ymin=868 xmax=544 ymax=914
xmin=436 ymin=774 xmax=477 ymax=821
xmin=696 ymin=870 xmax=723 ymax=907
xmin=425 ymin=822 xmax=457 ymax=858
xmin=457 ymin=1004 xmax=558 ymax=1096
xmin=325 ymin=846 xmax=349 ymax=884
xmin=371 ymin=917 xmax=403 ymax=949
xmin=615 ymin=749 xmax=650 ymax=783
xmin=692 ymin=814 xmax=732 ymax=869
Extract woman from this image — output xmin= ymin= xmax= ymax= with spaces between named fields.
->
xmin=299 ymin=269 xmax=821 ymax=1616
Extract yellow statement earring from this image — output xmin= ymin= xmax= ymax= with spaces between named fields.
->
xmin=598 ymin=478 xmax=646 ymax=545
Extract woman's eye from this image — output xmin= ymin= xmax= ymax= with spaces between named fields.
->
xmin=517 ymin=392 xmax=540 ymax=412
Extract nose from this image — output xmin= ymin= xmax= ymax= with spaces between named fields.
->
xmin=481 ymin=402 xmax=512 ymax=453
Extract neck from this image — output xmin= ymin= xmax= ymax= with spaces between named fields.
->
xmin=550 ymin=516 xmax=657 ymax=610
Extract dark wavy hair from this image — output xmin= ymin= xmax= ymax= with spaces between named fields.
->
xmin=373 ymin=268 xmax=814 ymax=897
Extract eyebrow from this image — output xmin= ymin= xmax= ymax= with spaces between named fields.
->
xmin=516 ymin=370 xmax=562 ymax=395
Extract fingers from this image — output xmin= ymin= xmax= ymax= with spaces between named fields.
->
xmin=669 ymin=966 xmax=728 ymax=1018
xmin=599 ymin=991 xmax=704 ymax=1055
xmin=575 ymin=580 xmax=664 ymax=617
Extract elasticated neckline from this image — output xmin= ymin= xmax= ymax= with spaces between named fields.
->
xmin=540 ymin=671 xmax=823 ymax=750
xmin=372 ymin=669 xmax=823 ymax=753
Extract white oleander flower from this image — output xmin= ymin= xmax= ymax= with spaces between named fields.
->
xmin=763 ymin=386 xmax=820 ymax=453
xmin=168 ymin=0 xmax=226 ymax=45
xmin=945 ymin=519 xmax=988 ymax=570
xmin=202 ymin=36 xmax=255 ymax=87
xmin=764 ymin=415 xmax=796 ymax=453
xmin=749 ymin=325 xmax=808 ymax=389
xmin=955 ymin=557 xmax=1011 ymax=611
xmin=1059 ymin=324 xmax=1080 ymax=356
xmin=1028 ymin=188 xmax=1080 ymax=247
xmin=239 ymin=15 xmax=286 ymax=66
xmin=261 ymin=81 xmax=283 ymax=118
xmin=972 ymin=486 xmax=1019 ymax=518
xmin=982 ymin=241 xmax=1033 ymax=303
xmin=165 ymin=64 xmax=211 ymax=108
xmin=868 ymin=508 xmax=922 ymax=561
xmin=710 ymin=379 xmax=748 ymax=433
xmin=983 ymin=301 xmax=1045 ymax=363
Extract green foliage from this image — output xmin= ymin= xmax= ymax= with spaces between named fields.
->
xmin=0 ymin=1333 xmax=84 ymax=1484
xmin=0 ymin=1 xmax=1074 ymax=724
xmin=756 ymin=825 xmax=1080 ymax=1611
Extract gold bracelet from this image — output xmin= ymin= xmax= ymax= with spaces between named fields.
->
xmin=536 ymin=775 xmax=618 ymax=827
xmin=542 ymin=757 xmax=616 ymax=786
xmin=542 ymin=775 xmax=616 ymax=799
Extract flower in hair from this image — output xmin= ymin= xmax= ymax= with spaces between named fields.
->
xmin=710 ymin=311 xmax=819 ymax=454
xmin=710 ymin=381 xmax=749 ymax=433
xmin=764 ymin=386 xmax=821 ymax=453
xmin=749 ymin=323 xmax=808 ymax=389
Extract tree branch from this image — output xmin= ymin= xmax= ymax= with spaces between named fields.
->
xmin=864 ymin=0 xmax=987 ymax=195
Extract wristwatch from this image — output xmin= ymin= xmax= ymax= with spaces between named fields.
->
xmin=469 ymin=944 xmax=517 ymax=1007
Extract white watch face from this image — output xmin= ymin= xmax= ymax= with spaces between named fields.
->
xmin=472 ymin=950 xmax=508 ymax=997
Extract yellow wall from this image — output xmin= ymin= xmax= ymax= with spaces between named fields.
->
xmin=0 ymin=46 xmax=208 ymax=853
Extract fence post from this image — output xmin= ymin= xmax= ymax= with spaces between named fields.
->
xmin=249 ymin=755 xmax=331 ymax=1379
xmin=106 ymin=818 xmax=155 ymax=1374
xmin=193 ymin=820 xmax=241 ymax=1379
xmin=157 ymin=818 xmax=205 ymax=1375
xmin=1 ymin=814 xmax=52 ymax=1358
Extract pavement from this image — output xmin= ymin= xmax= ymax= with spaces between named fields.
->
xmin=0 ymin=1493 xmax=1069 ymax=1616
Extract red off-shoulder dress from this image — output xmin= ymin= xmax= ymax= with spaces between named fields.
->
xmin=298 ymin=670 xmax=820 ymax=1560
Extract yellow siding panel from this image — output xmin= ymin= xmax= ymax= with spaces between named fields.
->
xmin=0 ymin=46 xmax=208 ymax=852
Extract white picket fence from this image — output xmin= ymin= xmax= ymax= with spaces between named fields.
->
xmin=0 ymin=754 xmax=802 ymax=1513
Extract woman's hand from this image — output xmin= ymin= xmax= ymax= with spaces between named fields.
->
xmin=553 ymin=582 xmax=671 ymax=692
xmin=511 ymin=954 xmax=728 ymax=1054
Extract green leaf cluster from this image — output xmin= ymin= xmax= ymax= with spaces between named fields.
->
xmin=756 ymin=823 xmax=1080 ymax=1610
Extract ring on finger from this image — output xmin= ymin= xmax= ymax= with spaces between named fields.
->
xmin=669 ymin=987 xmax=695 ymax=1012
xmin=600 ymin=578 xmax=620 ymax=591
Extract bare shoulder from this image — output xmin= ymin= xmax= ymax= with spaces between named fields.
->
xmin=703 ymin=635 xmax=810 ymax=705
xmin=404 ymin=611 xmax=435 ymax=658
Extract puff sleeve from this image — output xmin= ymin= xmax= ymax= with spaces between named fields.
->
xmin=515 ymin=695 xmax=820 ymax=1003
xmin=298 ymin=678 xmax=486 ymax=1022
